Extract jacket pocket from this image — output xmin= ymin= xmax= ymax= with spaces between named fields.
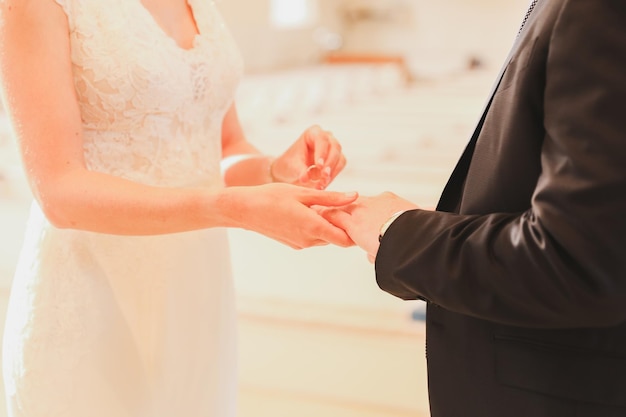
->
xmin=494 ymin=335 xmax=626 ymax=408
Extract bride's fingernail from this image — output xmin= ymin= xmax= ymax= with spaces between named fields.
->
xmin=317 ymin=158 xmax=325 ymax=166
xmin=343 ymin=191 xmax=357 ymax=198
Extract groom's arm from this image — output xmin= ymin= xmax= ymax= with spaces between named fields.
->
xmin=377 ymin=1 xmax=626 ymax=329
xmin=336 ymin=0 xmax=626 ymax=329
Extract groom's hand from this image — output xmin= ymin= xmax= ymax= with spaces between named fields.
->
xmin=321 ymin=192 xmax=418 ymax=262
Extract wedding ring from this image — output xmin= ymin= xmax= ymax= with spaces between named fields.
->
xmin=306 ymin=164 xmax=324 ymax=182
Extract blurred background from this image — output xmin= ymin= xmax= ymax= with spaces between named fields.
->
xmin=0 ymin=1 xmax=528 ymax=416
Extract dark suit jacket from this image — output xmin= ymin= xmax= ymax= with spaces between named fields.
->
xmin=375 ymin=1 xmax=626 ymax=416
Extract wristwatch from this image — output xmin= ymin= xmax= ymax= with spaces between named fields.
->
xmin=378 ymin=211 xmax=406 ymax=242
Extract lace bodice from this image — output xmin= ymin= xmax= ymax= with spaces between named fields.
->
xmin=3 ymin=4 xmax=243 ymax=417
xmin=54 ymin=0 xmax=243 ymax=186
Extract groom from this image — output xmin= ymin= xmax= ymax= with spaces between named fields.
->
xmin=324 ymin=1 xmax=626 ymax=416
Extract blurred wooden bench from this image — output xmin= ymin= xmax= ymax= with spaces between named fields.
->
xmin=323 ymin=52 xmax=412 ymax=83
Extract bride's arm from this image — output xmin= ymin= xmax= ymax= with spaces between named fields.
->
xmin=220 ymin=104 xmax=274 ymax=186
xmin=220 ymin=103 xmax=347 ymax=189
xmin=0 ymin=0 xmax=356 ymax=247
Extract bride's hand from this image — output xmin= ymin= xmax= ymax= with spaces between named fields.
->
xmin=270 ymin=125 xmax=347 ymax=190
xmin=223 ymin=183 xmax=357 ymax=249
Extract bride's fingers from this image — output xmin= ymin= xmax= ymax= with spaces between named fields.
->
xmin=319 ymin=207 xmax=352 ymax=231
xmin=310 ymin=204 xmax=326 ymax=215
xmin=302 ymin=125 xmax=329 ymax=164
xmin=334 ymin=154 xmax=347 ymax=176
xmin=322 ymin=153 xmax=346 ymax=188
xmin=309 ymin=215 xmax=354 ymax=247
xmin=316 ymin=131 xmax=341 ymax=168
xmin=314 ymin=134 xmax=334 ymax=168
xmin=310 ymin=239 xmax=330 ymax=247
xmin=323 ymin=229 xmax=354 ymax=247
xmin=299 ymin=189 xmax=358 ymax=207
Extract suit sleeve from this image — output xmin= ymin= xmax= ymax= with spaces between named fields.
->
xmin=375 ymin=0 xmax=626 ymax=328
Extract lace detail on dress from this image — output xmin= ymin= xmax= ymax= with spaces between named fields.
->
xmin=66 ymin=0 xmax=243 ymax=186
xmin=4 ymin=1 xmax=242 ymax=416
xmin=3 ymin=207 xmax=99 ymax=417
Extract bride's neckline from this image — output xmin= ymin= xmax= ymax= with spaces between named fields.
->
xmin=136 ymin=0 xmax=202 ymax=52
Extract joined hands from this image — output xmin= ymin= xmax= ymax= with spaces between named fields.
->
xmin=265 ymin=125 xmax=418 ymax=255
xmin=320 ymin=192 xmax=419 ymax=262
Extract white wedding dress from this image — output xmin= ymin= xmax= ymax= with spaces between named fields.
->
xmin=2 ymin=0 xmax=243 ymax=416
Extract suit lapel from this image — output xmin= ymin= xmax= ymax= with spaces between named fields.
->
xmin=435 ymin=1 xmax=543 ymax=212
xmin=435 ymin=58 xmax=510 ymax=212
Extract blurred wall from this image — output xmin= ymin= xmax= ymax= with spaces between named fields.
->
xmin=217 ymin=0 xmax=342 ymax=72
xmin=217 ymin=0 xmax=530 ymax=75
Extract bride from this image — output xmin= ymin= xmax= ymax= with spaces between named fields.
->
xmin=0 ymin=0 xmax=355 ymax=416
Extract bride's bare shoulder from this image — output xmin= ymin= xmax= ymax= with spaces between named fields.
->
xmin=0 ymin=0 xmax=68 ymax=18
xmin=0 ymin=0 xmax=69 ymax=37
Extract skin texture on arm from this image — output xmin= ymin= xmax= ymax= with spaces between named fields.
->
xmin=0 ymin=0 xmax=356 ymax=247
